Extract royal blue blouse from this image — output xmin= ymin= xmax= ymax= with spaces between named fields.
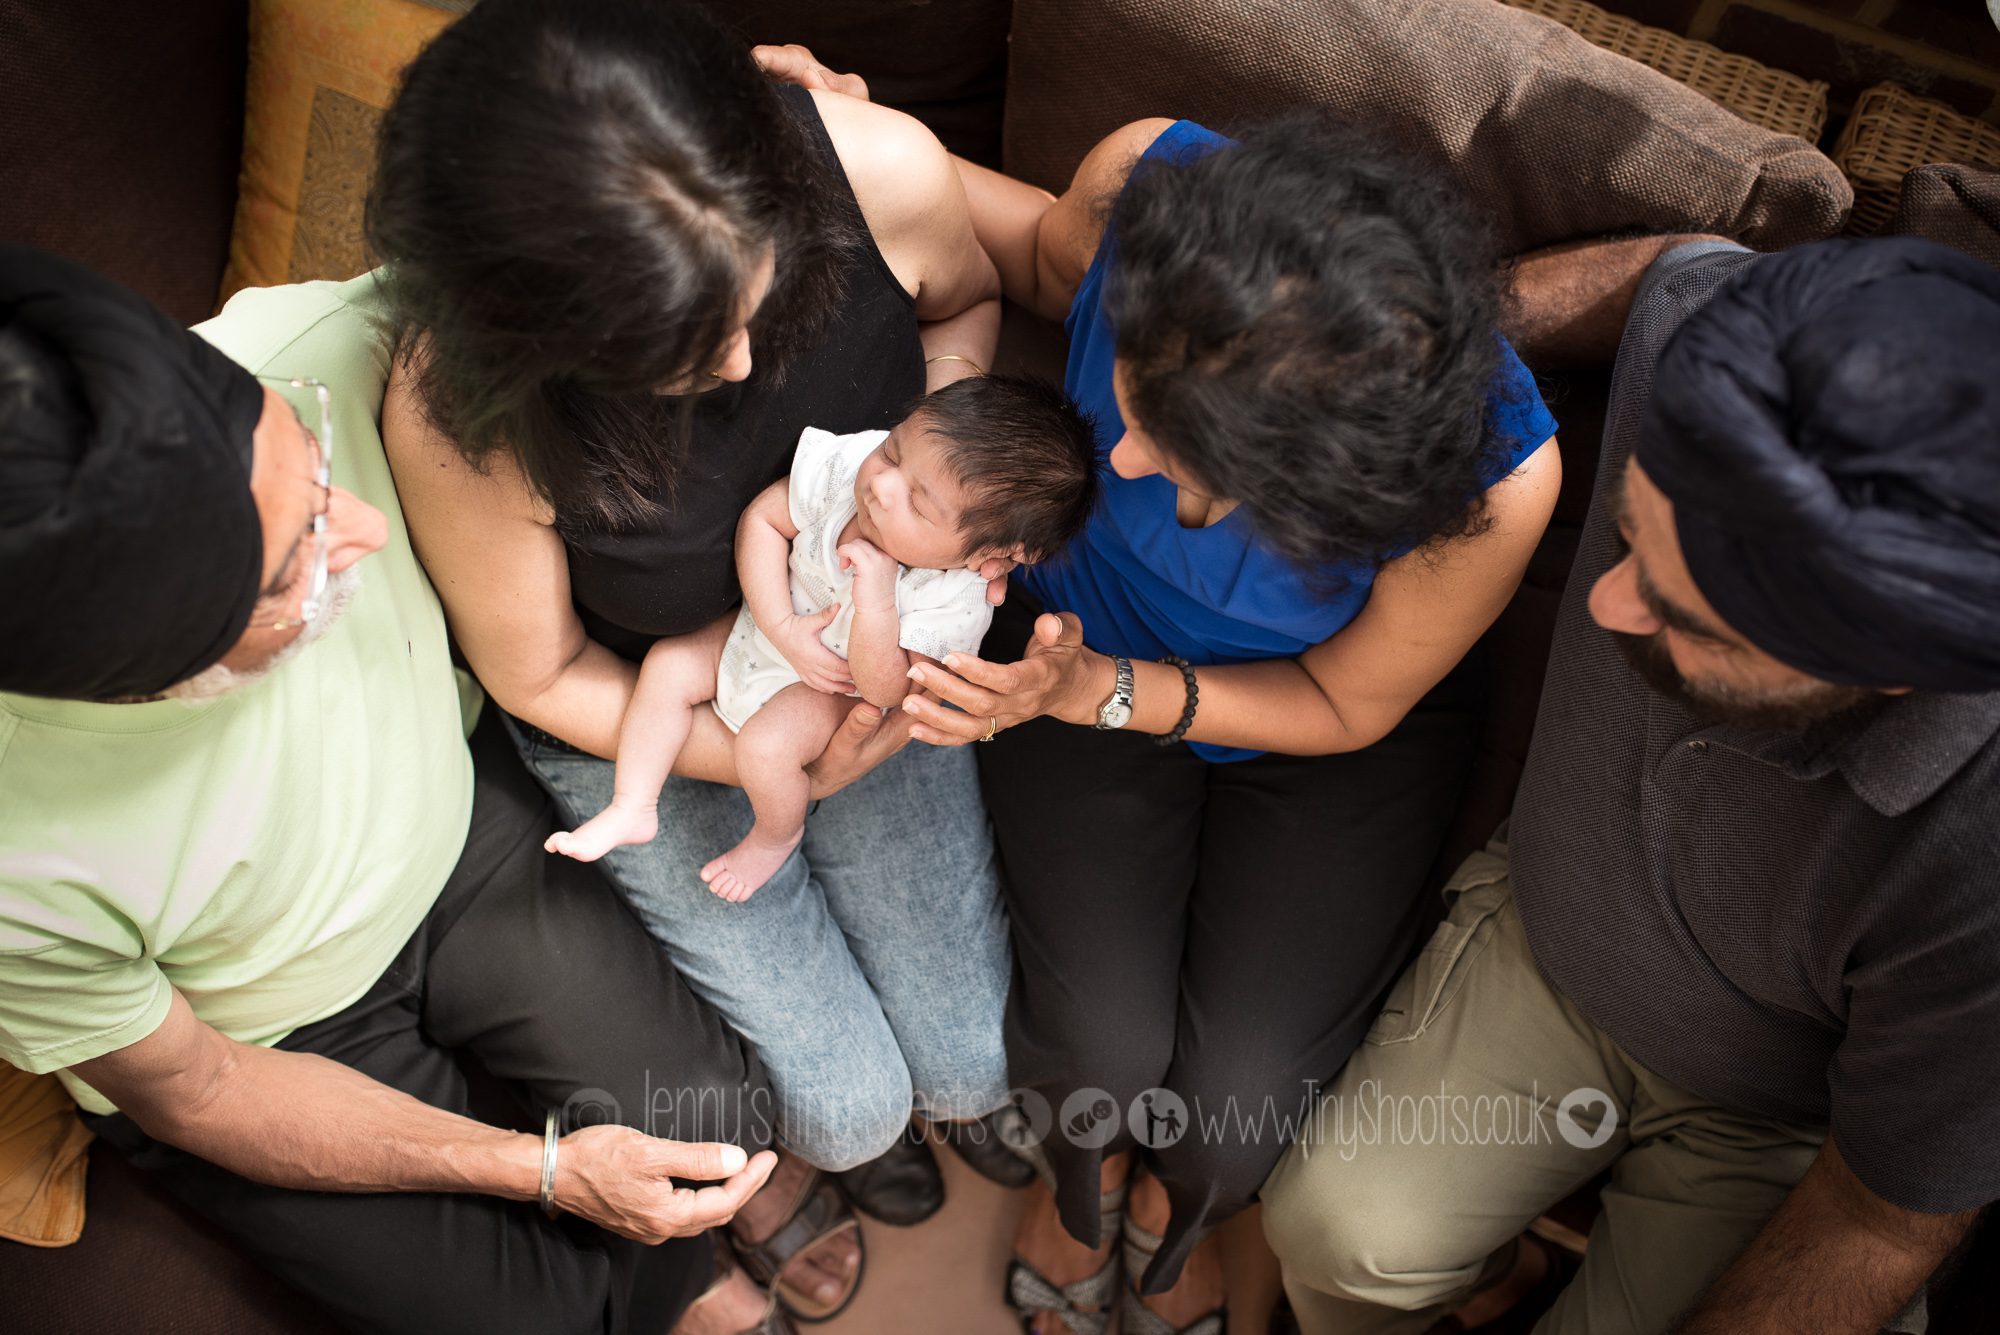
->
xmin=1016 ymin=120 xmax=1558 ymax=762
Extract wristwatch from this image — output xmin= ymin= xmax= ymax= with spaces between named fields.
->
xmin=1094 ymin=655 xmax=1135 ymax=730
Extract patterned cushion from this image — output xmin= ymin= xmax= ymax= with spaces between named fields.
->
xmin=218 ymin=0 xmax=467 ymax=305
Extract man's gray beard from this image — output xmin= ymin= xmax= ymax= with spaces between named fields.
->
xmin=165 ymin=565 xmax=363 ymax=703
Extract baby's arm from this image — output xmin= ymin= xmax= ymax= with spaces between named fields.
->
xmin=838 ymin=538 xmax=916 ymax=708
xmin=737 ymin=480 xmax=855 ymax=695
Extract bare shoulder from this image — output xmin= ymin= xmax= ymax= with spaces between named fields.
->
xmin=1038 ymin=119 xmax=1180 ymax=291
xmin=1067 ymin=118 xmax=1179 ymax=198
xmin=383 ymin=349 xmax=552 ymax=527
xmin=809 ymin=91 xmax=957 ymax=264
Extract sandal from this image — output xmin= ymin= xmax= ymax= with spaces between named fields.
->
xmin=832 ymin=1130 xmax=944 ymax=1226
xmin=1118 ymin=1215 xmax=1225 ymax=1335
xmin=729 ymin=1163 xmax=865 ymax=1324
xmin=936 ymin=1106 xmax=1039 ymax=1189
xmin=1004 ymin=1177 xmax=1128 ymax=1335
xmin=681 ymin=1231 xmax=796 ymax=1335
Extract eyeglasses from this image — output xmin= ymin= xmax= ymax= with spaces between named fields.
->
xmin=253 ymin=376 xmax=334 ymax=632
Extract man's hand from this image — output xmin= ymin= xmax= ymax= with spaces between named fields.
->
xmin=765 ymin=606 xmax=856 ymax=695
xmin=751 ymin=44 xmax=869 ymax=101
xmin=837 ymin=538 xmax=899 ymax=612
xmin=555 ymin=1127 xmax=776 ymax=1243
xmin=73 ymin=990 xmax=777 ymax=1235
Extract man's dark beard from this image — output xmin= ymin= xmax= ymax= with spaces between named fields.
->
xmin=1610 ymin=631 xmax=1882 ymax=734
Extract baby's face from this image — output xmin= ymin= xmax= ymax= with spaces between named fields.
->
xmin=850 ymin=415 xmax=987 ymax=572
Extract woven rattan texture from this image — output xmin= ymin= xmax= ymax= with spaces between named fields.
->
xmin=1504 ymin=0 xmax=1827 ymax=142
xmin=1834 ymin=83 xmax=2000 ymax=237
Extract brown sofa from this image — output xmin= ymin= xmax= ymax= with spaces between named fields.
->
xmin=1 ymin=0 xmax=1993 ymax=1328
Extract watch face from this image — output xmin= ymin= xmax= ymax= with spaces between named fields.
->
xmin=1101 ymin=702 xmax=1133 ymax=729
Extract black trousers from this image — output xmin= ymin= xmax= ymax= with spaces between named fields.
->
xmin=86 ymin=707 xmax=773 ymax=1335
xmin=977 ymin=597 xmax=1485 ymax=1294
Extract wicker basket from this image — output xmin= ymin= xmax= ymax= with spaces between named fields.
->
xmin=1504 ymin=0 xmax=1828 ymax=143
xmin=1832 ymin=83 xmax=2000 ymax=237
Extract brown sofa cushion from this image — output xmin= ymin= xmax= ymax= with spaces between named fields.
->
xmin=695 ymin=0 xmax=1014 ymax=167
xmin=1003 ymin=0 xmax=1852 ymax=254
xmin=1890 ymin=164 xmax=2000 ymax=270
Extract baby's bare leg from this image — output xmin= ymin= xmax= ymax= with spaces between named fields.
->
xmin=546 ymin=621 xmax=728 ymax=862
xmin=700 ymin=684 xmax=852 ymax=902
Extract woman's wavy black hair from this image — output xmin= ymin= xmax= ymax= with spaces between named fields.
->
xmin=1105 ymin=111 xmax=1509 ymax=583
xmin=367 ymin=0 xmax=860 ymax=528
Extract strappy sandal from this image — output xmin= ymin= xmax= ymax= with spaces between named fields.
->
xmin=1003 ymin=1177 xmax=1128 ymax=1335
xmin=1118 ymin=1215 xmax=1226 ymax=1335
xmin=729 ymin=1163 xmax=865 ymax=1324
xmin=681 ymin=1231 xmax=796 ymax=1335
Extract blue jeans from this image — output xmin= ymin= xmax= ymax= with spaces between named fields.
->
xmin=509 ymin=720 xmax=1013 ymax=1170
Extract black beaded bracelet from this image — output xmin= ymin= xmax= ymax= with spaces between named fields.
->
xmin=1155 ymin=654 xmax=1199 ymax=746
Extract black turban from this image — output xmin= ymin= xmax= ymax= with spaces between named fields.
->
xmin=1639 ymin=237 xmax=2000 ymax=693
xmin=0 ymin=246 xmax=266 ymax=700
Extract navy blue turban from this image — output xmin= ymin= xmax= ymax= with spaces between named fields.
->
xmin=1639 ymin=237 xmax=2000 ymax=692
xmin=0 ymin=246 xmax=265 ymax=700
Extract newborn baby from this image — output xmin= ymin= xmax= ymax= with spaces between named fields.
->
xmin=547 ymin=374 xmax=1099 ymax=899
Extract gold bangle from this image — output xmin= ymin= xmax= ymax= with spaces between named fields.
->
xmin=925 ymin=354 xmax=987 ymax=377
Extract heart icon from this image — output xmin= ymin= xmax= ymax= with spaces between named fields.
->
xmin=1555 ymin=1086 xmax=1619 ymax=1149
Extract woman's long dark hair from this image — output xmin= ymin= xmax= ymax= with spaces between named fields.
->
xmin=1106 ymin=112 xmax=1510 ymax=583
xmin=367 ymin=0 xmax=859 ymax=528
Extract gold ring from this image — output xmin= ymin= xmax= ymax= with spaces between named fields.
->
xmin=979 ymin=716 xmax=998 ymax=742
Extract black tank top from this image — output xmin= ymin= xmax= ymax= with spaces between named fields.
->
xmin=563 ymin=85 xmax=924 ymax=661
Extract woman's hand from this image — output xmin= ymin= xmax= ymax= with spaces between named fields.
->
xmin=805 ymin=699 xmax=916 ymax=799
xmin=751 ymin=44 xmax=870 ymax=101
xmin=767 ymin=607 xmax=857 ymax=695
xmin=900 ymin=612 xmax=1112 ymax=744
xmin=977 ymin=556 xmax=1013 ymax=607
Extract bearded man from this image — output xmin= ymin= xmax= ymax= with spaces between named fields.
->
xmin=0 ymin=247 xmax=790 ymax=1334
xmin=1264 ymin=236 xmax=2000 ymax=1335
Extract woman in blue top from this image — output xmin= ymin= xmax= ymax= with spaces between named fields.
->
xmin=891 ymin=114 xmax=1562 ymax=1334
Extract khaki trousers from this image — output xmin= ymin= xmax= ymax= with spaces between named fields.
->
xmin=1261 ymin=846 xmax=1828 ymax=1335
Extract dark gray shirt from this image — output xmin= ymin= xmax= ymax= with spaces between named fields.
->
xmin=1511 ymin=243 xmax=2000 ymax=1216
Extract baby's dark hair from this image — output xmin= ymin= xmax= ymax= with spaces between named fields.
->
xmin=912 ymin=376 xmax=1100 ymax=562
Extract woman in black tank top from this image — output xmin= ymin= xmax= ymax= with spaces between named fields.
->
xmin=372 ymin=3 xmax=1016 ymax=1331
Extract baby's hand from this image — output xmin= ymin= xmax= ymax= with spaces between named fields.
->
xmin=768 ymin=606 xmax=857 ymax=695
xmin=837 ymin=539 xmax=899 ymax=611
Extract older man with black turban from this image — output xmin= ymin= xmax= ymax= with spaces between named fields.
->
xmin=1265 ymin=234 xmax=2000 ymax=1335
xmin=0 ymin=246 xmax=799 ymax=1334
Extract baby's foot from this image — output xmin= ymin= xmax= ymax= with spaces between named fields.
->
xmin=544 ymin=802 xmax=659 ymax=862
xmin=699 ymin=827 xmax=804 ymax=902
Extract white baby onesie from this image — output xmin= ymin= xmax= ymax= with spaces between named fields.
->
xmin=713 ymin=427 xmax=994 ymax=732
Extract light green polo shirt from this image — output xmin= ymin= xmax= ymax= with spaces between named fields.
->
xmin=0 ymin=273 xmax=481 ymax=1114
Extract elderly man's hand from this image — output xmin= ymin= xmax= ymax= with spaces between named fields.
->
xmin=556 ymin=1127 xmax=777 ymax=1243
xmin=751 ymin=44 xmax=870 ymax=101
